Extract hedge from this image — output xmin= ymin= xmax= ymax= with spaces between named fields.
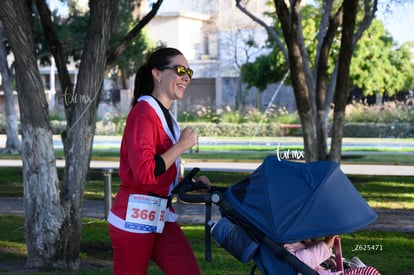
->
xmin=0 ymin=121 xmax=413 ymax=137
xmin=179 ymin=122 xmax=414 ymax=138
xmin=342 ymin=122 xmax=414 ymax=138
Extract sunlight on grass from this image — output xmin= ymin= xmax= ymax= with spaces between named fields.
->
xmin=341 ymin=231 xmax=414 ymax=274
xmin=0 ymin=216 xmax=27 ymax=262
xmin=354 ymin=180 xmax=414 ymax=209
xmin=0 ymin=241 xmax=26 ymax=253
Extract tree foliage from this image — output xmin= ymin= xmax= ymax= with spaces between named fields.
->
xmin=107 ymin=0 xmax=151 ymax=80
xmin=35 ymin=0 xmax=151 ymax=81
xmin=34 ymin=7 xmax=88 ymax=65
xmin=241 ymin=4 xmax=414 ymax=97
xmin=351 ymin=20 xmax=414 ymax=96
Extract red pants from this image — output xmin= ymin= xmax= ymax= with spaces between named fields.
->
xmin=109 ymin=222 xmax=201 ymax=275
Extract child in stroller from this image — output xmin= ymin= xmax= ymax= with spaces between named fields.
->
xmin=284 ymin=235 xmax=380 ymax=274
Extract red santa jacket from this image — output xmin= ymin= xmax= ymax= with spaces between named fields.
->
xmin=110 ymin=96 xmax=180 ymax=222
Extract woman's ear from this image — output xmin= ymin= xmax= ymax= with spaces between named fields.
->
xmin=152 ymin=68 xmax=161 ymax=83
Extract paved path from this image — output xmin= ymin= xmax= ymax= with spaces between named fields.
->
xmin=1 ymin=197 xmax=413 ymax=233
xmin=0 ymin=159 xmax=413 ymax=176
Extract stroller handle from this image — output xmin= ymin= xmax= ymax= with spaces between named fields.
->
xmin=172 ymin=167 xmax=200 ymax=194
xmin=178 ymin=181 xmax=221 ymax=204
xmin=176 ymin=167 xmax=225 ymax=204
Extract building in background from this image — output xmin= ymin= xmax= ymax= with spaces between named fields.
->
xmin=0 ymin=0 xmax=297 ymax=119
xmin=142 ymin=0 xmax=296 ymax=114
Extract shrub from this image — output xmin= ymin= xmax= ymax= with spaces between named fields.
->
xmin=179 ymin=105 xmax=220 ymax=123
xmin=2 ymin=101 xmax=413 ymax=137
xmin=343 ymin=122 xmax=414 ymax=138
xmin=345 ymin=102 xmax=414 ymax=123
xmin=179 ymin=122 xmax=282 ymax=137
xmin=178 ymin=104 xmax=301 ymax=125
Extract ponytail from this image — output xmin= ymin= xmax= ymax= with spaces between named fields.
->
xmin=131 ymin=47 xmax=183 ymax=107
xmin=131 ymin=64 xmax=153 ymax=106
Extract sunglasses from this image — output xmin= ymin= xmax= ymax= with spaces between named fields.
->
xmin=158 ymin=65 xmax=193 ymax=79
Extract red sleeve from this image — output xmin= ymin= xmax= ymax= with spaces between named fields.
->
xmin=118 ymin=101 xmax=175 ymax=194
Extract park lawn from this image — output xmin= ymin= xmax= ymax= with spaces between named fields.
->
xmin=0 ymin=216 xmax=413 ymax=274
xmin=0 ymin=166 xmax=413 ymax=274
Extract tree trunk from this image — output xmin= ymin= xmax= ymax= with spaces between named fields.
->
xmin=315 ymin=7 xmax=343 ymax=160
xmin=0 ymin=22 xmax=21 ymax=154
xmin=2 ymin=0 xmax=162 ymax=269
xmin=235 ymin=72 xmax=244 ymax=110
xmin=59 ymin=0 xmax=117 ymax=267
xmin=330 ymin=0 xmax=358 ymax=162
xmin=273 ymin=0 xmax=319 ymax=161
xmin=0 ymin=0 xmax=63 ymax=269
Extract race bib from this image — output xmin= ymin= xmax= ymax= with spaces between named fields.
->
xmin=125 ymin=194 xmax=167 ymax=233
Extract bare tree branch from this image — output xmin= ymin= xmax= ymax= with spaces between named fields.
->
xmin=235 ymin=0 xmax=288 ymax=62
xmin=294 ymin=0 xmax=316 ymax=110
xmin=106 ymin=0 xmax=163 ymax=67
xmin=353 ymin=0 xmax=378 ymax=46
xmin=330 ymin=0 xmax=359 ymax=162
xmin=314 ymin=0 xmax=334 ymax=71
xmin=316 ymin=5 xmax=343 ymax=111
xmin=325 ymin=0 xmax=378 ymax=114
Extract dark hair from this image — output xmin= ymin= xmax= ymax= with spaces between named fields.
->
xmin=131 ymin=47 xmax=183 ymax=106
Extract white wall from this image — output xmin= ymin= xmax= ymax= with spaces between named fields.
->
xmin=146 ymin=11 xmax=209 ymax=61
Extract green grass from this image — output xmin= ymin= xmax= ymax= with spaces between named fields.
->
xmin=352 ymin=176 xmax=414 ymax=209
xmin=341 ymin=153 xmax=414 ymax=164
xmin=0 ymin=216 xmax=413 ymax=274
xmin=341 ymin=231 xmax=414 ymax=274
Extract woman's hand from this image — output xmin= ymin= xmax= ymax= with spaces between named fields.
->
xmin=161 ymin=127 xmax=197 ymax=170
xmin=196 ymin=175 xmax=212 ymax=191
xmin=178 ymin=127 xmax=197 ymax=151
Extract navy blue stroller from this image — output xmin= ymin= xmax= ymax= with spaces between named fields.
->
xmin=177 ymin=156 xmax=377 ymax=274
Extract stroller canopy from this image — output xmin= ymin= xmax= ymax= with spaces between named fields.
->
xmin=223 ymin=156 xmax=377 ymax=244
